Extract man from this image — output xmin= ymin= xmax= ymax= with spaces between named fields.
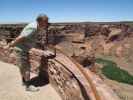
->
xmin=5 ymin=14 xmax=49 ymax=92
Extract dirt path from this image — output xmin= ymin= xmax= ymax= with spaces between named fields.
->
xmin=0 ymin=61 xmax=61 ymax=100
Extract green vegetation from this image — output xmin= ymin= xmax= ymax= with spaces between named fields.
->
xmin=96 ymin=58 xmax=133 ymax=85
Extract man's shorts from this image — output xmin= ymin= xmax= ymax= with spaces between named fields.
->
xmin=14 ymin=47 xmax=31 ymax=73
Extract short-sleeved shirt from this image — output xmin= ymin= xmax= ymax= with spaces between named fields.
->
xmin=16 ymin=22 xmax=38 ymax=52
xmin=15 ymin=22 xmax=54 ymax=52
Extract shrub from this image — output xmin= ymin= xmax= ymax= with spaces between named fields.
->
xmin=96 ymin=58 xmax=133 ymax=85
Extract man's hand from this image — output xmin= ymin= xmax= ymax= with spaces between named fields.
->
xmin=3 ymin=44 xmax=14 ymax=53
xmin=43 ymin=50 xmax=54 ymax=57
xmin=3 ymin=44 xmax=10 ymax=50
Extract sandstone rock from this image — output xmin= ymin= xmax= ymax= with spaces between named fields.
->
xmin=115 ymin=46 xmax=123 ymax=57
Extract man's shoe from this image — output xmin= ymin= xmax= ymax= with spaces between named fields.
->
xmin=22 ymin=79 xmax=30 ymax=86
xmin=26 ymin=85 xmax=40 ymax=92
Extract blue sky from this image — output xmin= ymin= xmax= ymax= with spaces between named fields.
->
xmin=0 ymin=0 xmax=133 ymax=23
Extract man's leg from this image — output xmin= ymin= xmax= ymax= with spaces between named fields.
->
xmin=20 ymin=52 xmax=39 ymax=92
xmin=20 ymin=66 xmax=30 ymax=86
xmin=17 ymin=51 xmax=30 ymax=86
xmin=15 ymin=49 xmax=39 ymax=91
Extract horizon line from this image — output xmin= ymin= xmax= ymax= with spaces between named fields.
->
xmin=0 ymin=20 xmax=133 ymax=24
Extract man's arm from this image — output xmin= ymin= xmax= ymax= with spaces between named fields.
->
xmin=9 ymin=35 xmax=25 ymax=47
xmin=9 ymin=24 xmax=36 ymax=48
xmin=5 ymin=22 xmax=36 ymax=49
xmin=3 ymin=35 xmax=25 ymax=50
